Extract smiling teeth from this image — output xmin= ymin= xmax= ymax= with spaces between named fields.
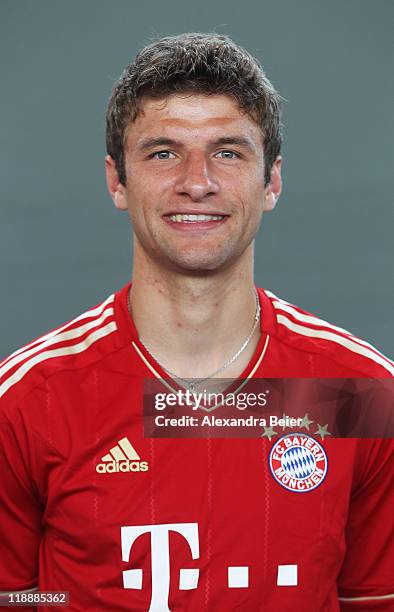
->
xmin=169 ymin=214 xmax=224 ymax=222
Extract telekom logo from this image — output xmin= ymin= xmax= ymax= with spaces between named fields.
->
xmin=121 ymin=522 xmax=298 ymax=611
xmin=121 ymin=523 xmax=199 ymax=612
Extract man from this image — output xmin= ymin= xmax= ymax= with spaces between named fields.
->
xmin=0 ymin=33 xmax=392 ymax=611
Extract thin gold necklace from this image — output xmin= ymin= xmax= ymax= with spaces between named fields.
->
xmin=127 ymin=289 xmax=261 ymax=392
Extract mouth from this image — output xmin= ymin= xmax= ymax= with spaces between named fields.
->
xmin=163 ymin=212 xmax=229 ymax=231
xmin=167 ymin=213 xmax=225 ymax=222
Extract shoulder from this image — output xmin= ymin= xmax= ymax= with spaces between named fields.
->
xmin=0 ymin=291 xmax=121 ymax=408
xmin=261 ymin=289 xmax=393 ymax=377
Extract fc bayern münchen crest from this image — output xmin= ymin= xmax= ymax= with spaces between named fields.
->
xmin=269 ymin=433 xmax=328 ymax=493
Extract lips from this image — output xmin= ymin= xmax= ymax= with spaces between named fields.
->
xmin=167 ymin=213 xmax=225 ymax=223
xmin=162 ymin=211 xmax=229 ymax=231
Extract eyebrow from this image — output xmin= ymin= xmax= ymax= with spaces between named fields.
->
xmin=136 ymin=135 xmax=256 ymax=152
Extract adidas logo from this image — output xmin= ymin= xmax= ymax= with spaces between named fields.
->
xmin=96 ymin=437 xmax=149 ymax=473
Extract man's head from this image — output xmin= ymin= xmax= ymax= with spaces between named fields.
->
xmin=106 ymin=32 xmax=282 ymax=188
xmin=105 ymin=33 xmax=283 ymax=275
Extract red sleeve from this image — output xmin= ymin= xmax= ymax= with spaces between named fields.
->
xmin=337 ymin=439 xmax=394 ymax=610
xmin=0 ymin=409 xmax=42 ymax=611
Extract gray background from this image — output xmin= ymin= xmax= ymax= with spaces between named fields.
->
xmin=1 ymin=0 xmax=393 ymax=358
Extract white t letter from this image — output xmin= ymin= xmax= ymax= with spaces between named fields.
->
xmin=121 ymin=522 xmax=199 ymax=611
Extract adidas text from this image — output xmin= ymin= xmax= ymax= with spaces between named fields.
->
xmin=96 ymin=460 xmax=149 ymax=473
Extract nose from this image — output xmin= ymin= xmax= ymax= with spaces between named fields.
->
xmin=174 ymin=152 xmax=220 ymax=201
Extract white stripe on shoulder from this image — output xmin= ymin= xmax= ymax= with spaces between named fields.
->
xmin=265 ymin=290 xmax=393 ymax=369
xmin=1 ymin=294 xmax=115 ymax=367
xmin=0 ymin=321 xmax=117 ymax=399
xmin=268 ymin=293 xmax=392 ymax=366
xmin=0 ymin=306 xmax=114 ymax=380
xmin=265 ymin=290 xmax=297 ymax=308
xmin=277 ymin=315 xmax=394 ymax=376
xmin=267 ymin=290 xmax=359 ymax=336
xmin=338 ymin=593 xmax=394 ymax=602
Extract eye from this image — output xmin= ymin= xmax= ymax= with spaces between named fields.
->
xmin=215 ymin=150 xmax=239 ymax=159
xmin=150 ymin=150 xmax=176 ymax=160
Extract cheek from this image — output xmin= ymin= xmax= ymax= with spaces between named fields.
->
xmin=236 ymin=165 xmax=265 ymax=197
xmin=250 ymin=177 xmax=266 ymax=213
xmin=125 ymin=189 xmax=162 ymax=237
xmin=128 ymin=173 xmax=169 ymax=208
xmin=238 ymin=180 xmax=265 ymax=218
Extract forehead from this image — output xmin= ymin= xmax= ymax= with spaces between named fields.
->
xmin=125 ymin=93 xmax=262 ymax=148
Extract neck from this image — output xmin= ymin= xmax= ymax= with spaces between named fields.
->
xmin=129 ymin=244 xmax=260 ymax=379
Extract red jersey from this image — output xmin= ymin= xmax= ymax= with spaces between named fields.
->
xmin=0 ymin=284 xmax=393 ymax=611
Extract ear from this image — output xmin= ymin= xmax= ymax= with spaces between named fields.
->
xmin=263 ymin=156 xmax=282 ymax=212
xmin=105 ymin=155 xmax=128 ymax=211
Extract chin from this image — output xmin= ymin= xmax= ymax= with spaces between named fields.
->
xmin=166 ymin=253 xmax=236 ymax=274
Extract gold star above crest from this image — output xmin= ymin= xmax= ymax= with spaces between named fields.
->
xmin=300 ymin=413 xmax=314 ymax=430
xmin=261 ymin=426 xmax=278 ymax=441
xmin=315 ymin=423 xmax=331 ymax=440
